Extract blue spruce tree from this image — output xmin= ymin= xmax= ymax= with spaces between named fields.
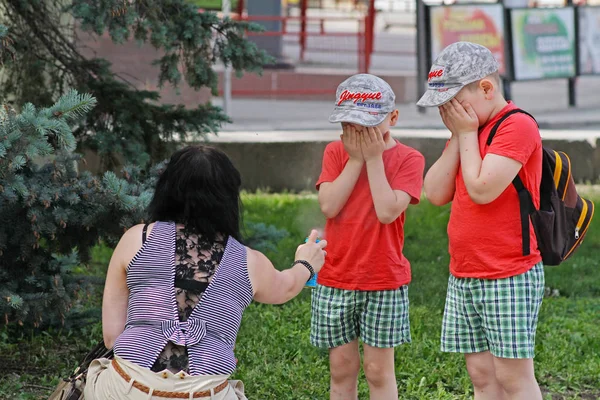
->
xmin=0 ymin=88 xmax=167 ymax=328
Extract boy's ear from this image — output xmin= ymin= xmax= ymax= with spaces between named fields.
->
xmin=479 ymin=79 xmax=496 ymax=98
xmin=389 ymin=109 xmax=399 ymax=126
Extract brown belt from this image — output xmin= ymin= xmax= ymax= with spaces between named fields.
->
xmin=111 ymin=359 xmax=229 ymax=398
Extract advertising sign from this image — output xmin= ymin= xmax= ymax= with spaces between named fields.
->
xmin=511 ymin=8 xmax=576 ymax=80
xmin=579 ymin=7 xmax=600 ymax=75
xmin=430 ymin=5 xmax=506 ymax=75
xmin=189 ymin=0 xmax=239 ymax=10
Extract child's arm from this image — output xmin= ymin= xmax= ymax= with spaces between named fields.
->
xmin=362 ymin=127 xmax=412 ymax=224
xmin=423 ymin=135 xmax=460 ymax=206
xmin=424 ymin=105 xmax=465 ymax=206
xmin=319 ymin=125 xmax=364 ymax=219
xmin=445 ymin=99 xmax=523 ymax=204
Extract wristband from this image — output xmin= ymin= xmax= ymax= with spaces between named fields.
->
xmin=292 ymin=260 xmax=315 ymax=282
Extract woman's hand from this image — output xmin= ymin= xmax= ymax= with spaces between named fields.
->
xmin=248 ymin=229 xmax=328 ymax=304
xmin=294 ymin=229 xmax=328 ymax=273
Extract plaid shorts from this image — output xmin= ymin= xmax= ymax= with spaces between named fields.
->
xmin=441 ymin=262 xmax=545 ymax=359
xmin=310 ymin=285 xmax=411 ymax=349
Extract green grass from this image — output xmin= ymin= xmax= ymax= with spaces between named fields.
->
xmin=1 ymin=192 xmax=599 ymax=399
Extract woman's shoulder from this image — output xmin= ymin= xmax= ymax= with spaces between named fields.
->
xmin=118 ymin=222 xmax=163 ymax=253
xmin=123 ymin=222 xmax=154 ymax=240
xmin=109 ymin=224 xmax=153 ymax=273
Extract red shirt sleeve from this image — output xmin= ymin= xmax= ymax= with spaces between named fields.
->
xmin=486 ymin=113 xmax=541 ymax=165
xmin=391 ymin=151 xmax=425 ymax=204
xmin=316 ymin=142 xmax=344 ymax=190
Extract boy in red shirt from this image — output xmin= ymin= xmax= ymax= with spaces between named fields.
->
xmin=311 ymin=74 xmax=425 ymax=400
xmin=420 ymin=42 xmax=544 ymax=400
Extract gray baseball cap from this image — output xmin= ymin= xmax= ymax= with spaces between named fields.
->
xmin=329 ymin=74 xmax=396 ymax=127
xmin=417 ymin=42 xmax=499 ymax=108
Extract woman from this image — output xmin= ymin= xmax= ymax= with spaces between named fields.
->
xmin=85 ymin=145 xmax=327 ymax=399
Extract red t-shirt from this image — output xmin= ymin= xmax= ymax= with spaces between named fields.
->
xmin=448 ymin=102 xmax=543 ymax=279
xmin=316 ymin=140 xmax=425 ymax=290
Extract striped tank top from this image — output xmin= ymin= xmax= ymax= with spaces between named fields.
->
xmin=113 ymin=221 xmax=253 ymax=375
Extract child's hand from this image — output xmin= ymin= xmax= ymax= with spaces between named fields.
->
xmin=441 ymin=99 xmax=479 ymax=135
xmin=361 ymin=126 xmax=386 ymax=162
xmin=341 ymin=124 xmax=364 ymax=162
xmin=439 ymin=105 xmax=457 ymax=135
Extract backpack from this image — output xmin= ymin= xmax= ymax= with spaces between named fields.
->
xmin=487 ymin=109 xmax=595 ymax=266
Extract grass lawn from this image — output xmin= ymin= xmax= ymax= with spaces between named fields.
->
xmin=1 ymin=192 xmax=599 ymax=399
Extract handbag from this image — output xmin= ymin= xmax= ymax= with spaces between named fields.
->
xmin=48 ymin=341 xmax=113 ymax=400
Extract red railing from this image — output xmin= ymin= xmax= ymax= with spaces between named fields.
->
xmin=235 ymin=13 xmax=374 ymax=74
xmin=233 ymin=0 xmax=376 ymax=72
xmin=220 ymin=0 xmax=377 ymax=98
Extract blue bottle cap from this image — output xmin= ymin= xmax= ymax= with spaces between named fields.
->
xmin=305 ymin=237 xmax=321 ymax=243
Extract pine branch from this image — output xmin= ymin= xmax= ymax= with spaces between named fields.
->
xmin=48 ymin=90 xmax=98 ymax=121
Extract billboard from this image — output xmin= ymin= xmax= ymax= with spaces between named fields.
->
xmin=579 ymin=7 xmax=600 ymax=75
xmin=188 ymin=0 xmax=239 ymax=10
xmin=510 ymin=8 xmax=576 ymax=80
xmin=430 ymin=5 xmax=506 ymax=75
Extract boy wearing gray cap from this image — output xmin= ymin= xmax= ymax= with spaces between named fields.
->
xmin=420 ymin=42 xmax=544 ymax=400
xmin=311 ymin=74 xmax=425 ymax=400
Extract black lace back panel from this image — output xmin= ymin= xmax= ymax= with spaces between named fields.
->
xmin=151 ymin=226 xmax=226 ymax=373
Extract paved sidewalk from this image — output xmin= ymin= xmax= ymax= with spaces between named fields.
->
xmin=213 ymin=75 xmax=600 ymax=133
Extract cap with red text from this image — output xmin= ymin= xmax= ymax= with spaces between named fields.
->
xmin=417 ymin=41 xmax=499 ymax=108
xmin=329 ymin=74 xmax=396 ymax=127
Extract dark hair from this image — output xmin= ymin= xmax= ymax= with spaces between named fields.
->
xmin=148 ymin=145 xmax=242 ymax=242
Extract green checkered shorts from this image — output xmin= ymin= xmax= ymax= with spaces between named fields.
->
xmin=441 ymin=262 xmax=545 ymax=359
xmin=310 ymin=285 xmax=411 ymax=349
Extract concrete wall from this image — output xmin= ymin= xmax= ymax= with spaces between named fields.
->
xmin=211 ymin=141 xmax=330 ymax=192
xmin=210 ymin=137 xmax=600 ymax=192
xmin=80 ymin=137 xmax=600 ymax=191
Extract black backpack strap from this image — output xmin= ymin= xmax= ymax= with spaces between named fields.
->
xmin=142 ymin=223 xmax=149 ymax=244
xmin=512 ymin=176 xmax=536 ymax=256
xmin=486 ymin=109 xmax=538 ymax=146
xmin=487 ymin=109 xmax=538 ymax=256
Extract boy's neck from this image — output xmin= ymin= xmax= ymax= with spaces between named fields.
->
xmin=485 ymin=98 xmax=510 ymax=125
xmin=383 ymin=132 xmax=396 ymax=150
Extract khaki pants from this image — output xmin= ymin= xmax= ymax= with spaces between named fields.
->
xmin=84 ymin=357 xmax=247 ymax=400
